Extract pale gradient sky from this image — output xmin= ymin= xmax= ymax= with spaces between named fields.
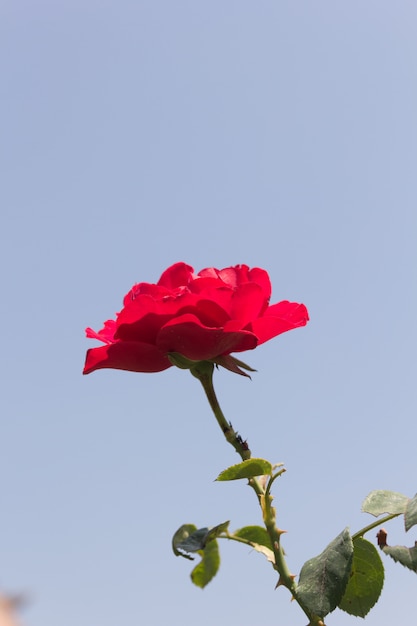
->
xmin=1 ymin=2 xmax=416 ymax=625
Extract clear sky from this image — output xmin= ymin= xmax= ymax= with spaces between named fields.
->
xmin=1 ymin=2 xmax=416 ymax=625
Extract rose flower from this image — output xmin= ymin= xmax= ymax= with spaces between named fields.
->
xmin=83 ymin=262 xmax=309 ymax=375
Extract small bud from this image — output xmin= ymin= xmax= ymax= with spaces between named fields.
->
xmin=376 ymin=528 xmax=388 ymax=548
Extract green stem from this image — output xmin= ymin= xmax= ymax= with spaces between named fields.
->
xmin=221 ymin=532 xmax=261 ymax=549
xmin=352 ymin=513 xmax=400 ymax=541
xmin=262 ymin=495 xmax=295 ymax=589
xmin=265 ymin=469 xmax=286 ymax=499
xmin=193 ymin=361 xmax=252 ymax=461
xmin=192 ymin=363 xmax=321 ymax=624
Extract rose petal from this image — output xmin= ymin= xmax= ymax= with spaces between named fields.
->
xmin=247 ymin=267 xmax=271 ymax=300
xmin=116 ymin=313 xmax=173 ymax=344
xmin=248 ymin=301 xmax=309 ymax=344
xmin=196 ymin=267 xmax=220 ymax=280
xmin=157 ymin=313 xmax=258 ymax=360
xmin=83 ymin=342 xmax=172 ymax=374
xmin=157 ymin=262 xmax=195 ymax=289
xmin=115 ymin=292 xmax=207 ymax=342
xmin=189 ymin=281 xmax=234 ymax=315
xmin=265 ymin=301 xmax=310 ymax=323
xmin=192 ymin=299 xmax=231 ymax=326
xmin=230 ymin=282 xmax=266 ymax=323
xmin=217 ymin=264 xmax=250 ymax=288
xmin=123 ymin=282 xmax=171 ymax=307
xmin=85 ymin=320 xmax=117 ymax=345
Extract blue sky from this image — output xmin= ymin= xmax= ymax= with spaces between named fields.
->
xmin=1 ymin=2 xmax=416 ymax=625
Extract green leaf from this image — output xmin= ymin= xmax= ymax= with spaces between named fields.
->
xmin=362 ymin=490 xmax=409 ymax=516
xmin=172 ymin=523 xmax=225 ymax=587
xmin=216 ymin=458 xmax=273 ymax=481
xmin=339 ymin=538 xmax=384 ymax=617
xmin=382 ymin=543 xmax=417 ymax=572
xmin=172 ymin=524 xmax=198 ymax=559
xmin=234 ymin=525 xmax=273 ymax=550
xmin=213 ymin=355 xmax=256 ymax=377
xmin=233 ymin=526 xmax=275 ymax=564
xmin=297 ymin=528 xmax=353 ymax=619
xmin=191 ymin=540 xmax=220 ymax=588
xmin=205 ymin=520 xmax=230 ymax=542
xmin=250 ymin=543 xmax=275 ymax=564
xmin=172 ymin=521 xmax=229 ymax=557
xmin=405 ymin=494 xmax=417 ymax=532
xmin=177 ymin=527 xmax=210 ymax=553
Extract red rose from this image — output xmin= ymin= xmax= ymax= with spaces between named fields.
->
xmin=83 ymin=262 xmax=309 ymax=375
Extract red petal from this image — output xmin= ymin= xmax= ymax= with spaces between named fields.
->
xmin=85 ymin=319 xmax=117 ymax=345
xmin=123 ymin=282 xmax=171 ymax=307
xmin=195 ymin=266 xmax=271 ymax=312
xmin=247 ymin=267 xmax=271 ymax=300
xmin=83 ymin=342 xmax=172 ymax=374
xmin=248 ymin=301 xmax=309 ymax=344
xmin=190 ymin=282 xmax=234 ymax=315
xmin=265 ymin=301 xmax=309 ymax=323
xmin=116 ymin=313 xmax=174 ymax=344
xmin=115 ymin=292 xmax=206 ymax=342
xmin=196 ymin=267 xmax=220 ymax=279
xmin=157 ymin=313 xmax=258 ymax=360
xmin=192 ymin=299 xmax=231 ymax=326
xmin=217 ymin=265 xmax=250 ymax=288
xmin=230 ymin=282 xmax=266 ymax=323
xmin=157 ymin=262 xmax=195 ymax=289
xmin=216 ymin=265 xmax=271 ymax=300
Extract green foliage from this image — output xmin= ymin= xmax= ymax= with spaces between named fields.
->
xmin=172 ymin=521 xmax=229 ymax=556
xmin=405 ymin=494 xmax=417 ymax=532
xmin=216 ymin=458 xmax=272 ymax=481
xmin=178 ymin=528 xmax=211 ymax=553
xmin=191 ymin=540 xmax=220 ymax=588
xmin=205 ymin=520 xmax=230 ymax=542
xmin=172 ymin=522 xmax=229 ymax=588
xmin=172 ymin=524 xmax=198 ymax=559
xmin=382 ymin=543 xmax=417 ymax=573
xmin=338 ymin=538 xmax=384 ymax=617
xmin=233 ymin=525 xmax=275 ymax=564
xmin=362 ymin=490 xmax=409 ymax=516
xmin=171 ymin=423 xmax=417 ymax=619
xmin=296 ymin=529 xmax=353 ymax=619
xmin=234 ymin=525 xmax=273 ymax=550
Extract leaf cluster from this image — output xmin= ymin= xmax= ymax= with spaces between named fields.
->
xmin=173 ymin=461 xmax=417 ymax=623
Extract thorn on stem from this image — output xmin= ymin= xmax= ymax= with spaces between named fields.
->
xmin=235 ymin=432 xmax=249 ymax=451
